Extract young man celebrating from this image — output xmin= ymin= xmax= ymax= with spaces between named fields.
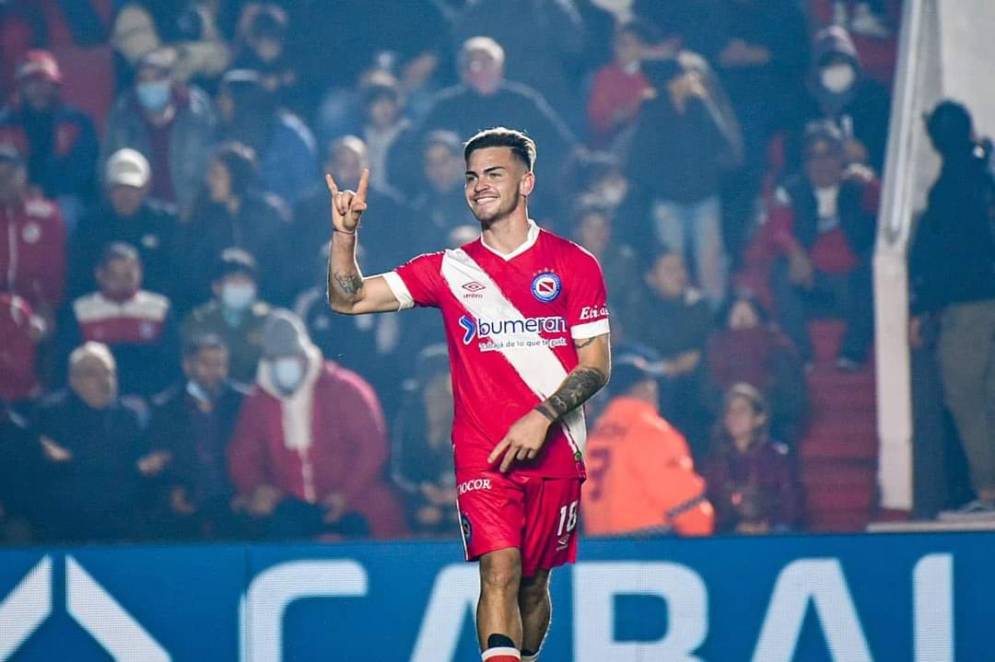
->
xmin=326 ymin=127 xmax=610 ymax=662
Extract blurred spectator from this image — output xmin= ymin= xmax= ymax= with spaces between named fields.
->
xmin=391 ymin=344 xmax=459 ymax=536
xmin=110 ymin=1 xmax=231 ymax=86
xmin=146 ymin=334 xmax=247 ymax=539
xmin=0 ymin=294 xmax=45 ymax=406
xmin=630 ymin=249 xmax=714 ymax=455
xmin=177 ymin=142 xmax=289 ymax=305
xmin=231 ymin=4 xmax=298 ymax=98
xmin=70 ymin=148 xmax=179 ymax=300
xmin=293 ymin=135 xmax=409 ymax=280
xmin=586 ymin=20 xmax=656 ymax=148
xmin=571 ymin=204 xmax=641 ymax=339
xmin=33 ymin=342 xmax=153 ymax=542
xmin=361 ymin=73 xmax=410 ymax=191
xmin=59 ymin=243 xmax=179 ymax=398
xmin=411 ymin=130 xmax=474 ymax=252
xmin=452 ymin=0 xmax=585 ymax=127
xmin=0 ymin=50 xmax=98 ymax=230
xmin=762 ymin=122 xmax=878 ymax=367
xmin=800 ymin=26 xmax=891 ymax=172
xmin=833 ymin=1 xmax=892 ymax=39
xmin=181 ymin=248 xmax=272 ymax=388
xmin=706 ymin=292 xmax=807 ymax=445
xmin=388 ymin=36 xmax=576 ymax=210
xmin=910 ymin=100 xmax=995 ymax=514
xmin=695 ymin=0 xmax=809 ymax=169
xmin=0 ymin=144 xmax=66 ymax=315
xmin=0 ymin=405 xmax=45 ymax=544
xmin=702 ymin=383 xmax=802 ymax=534
xmin=626 ymin=49 xmax=742 ymax=308
xmin=102 ymin=47 xmax=217 ymax=218
xmin=228 ymin=310 xmax=406 ymax=539
xmin=216 ymin=69 xmax=317 ymax=206
xmin=583 ymin=348 xmax=715 ymax=537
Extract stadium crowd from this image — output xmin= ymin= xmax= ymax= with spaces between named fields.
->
xmin=0 ymin=0 xmax=913 ymax=544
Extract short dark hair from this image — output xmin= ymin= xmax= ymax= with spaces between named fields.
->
xmin=183 ymin=333 xmax=229 ymax=359
xmin=464 ymin=127 xmax=536 ymax=172
xmin=212 ymin=141 xmax=259 ymax=197
xmin=99 ymin=241 xmax=140 ymax=268
xmin=213 ymin=247 xmax=258 ymax=282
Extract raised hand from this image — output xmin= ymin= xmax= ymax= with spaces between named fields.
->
xmin=325 ymin=168 xmax=370 ymax=234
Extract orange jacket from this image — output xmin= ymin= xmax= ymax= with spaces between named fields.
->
xmin=582 ymin=397 xmax=714 ymax=536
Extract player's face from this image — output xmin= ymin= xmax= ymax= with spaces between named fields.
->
xmin=464 ymin=147 xmax=533 ymax=225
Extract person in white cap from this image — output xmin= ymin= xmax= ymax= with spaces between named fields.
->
xmin=70 ymin=148 xmax=180 ymax=300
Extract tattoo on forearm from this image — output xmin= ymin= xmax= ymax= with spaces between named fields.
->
xmin=574 ymin=337 xmax=597 ymax=348
xmin=333 ymin=271 xmax=363 ymax=297
xmin=542 ymin=367 xmax=608 ymax=420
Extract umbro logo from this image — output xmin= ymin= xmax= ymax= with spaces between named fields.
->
xmin=462 ymin=281 xmax=486 ymax=292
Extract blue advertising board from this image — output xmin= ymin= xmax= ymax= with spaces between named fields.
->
xmin=0 ymin=532 xmax=983 ymax=661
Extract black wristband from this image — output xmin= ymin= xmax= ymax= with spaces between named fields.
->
xmin=534 ymin=404 xmax=557 ymax=422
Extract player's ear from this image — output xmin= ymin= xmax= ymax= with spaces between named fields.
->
xmin=519 ymin=170 xmax=535 ymax=197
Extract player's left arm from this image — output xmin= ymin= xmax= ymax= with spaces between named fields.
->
xmin=489 ymin=334 xmax=611 ymax=472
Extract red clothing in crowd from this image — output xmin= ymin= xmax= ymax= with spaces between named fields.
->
xmin=0 ymin=293 xmax=40 ymax=402
xmin=586 ymin=63 xmax=650 ymax=146
xmin=228 ymin=354 xmax=406 ymax=538
xmin=0 ymin=193 xmax=65 ymax=309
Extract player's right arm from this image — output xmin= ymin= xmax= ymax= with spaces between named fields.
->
xmin=325 ymin=170 xmax=402 ymax=315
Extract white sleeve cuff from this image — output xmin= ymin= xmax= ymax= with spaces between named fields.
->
xmin=571 ymin=318 xmax=610 ymax=339
xmin=380 ymin=271 xmax=415 ymax=310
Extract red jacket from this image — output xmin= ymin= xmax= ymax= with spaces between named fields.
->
xmin=228 ymin=357 xmax=405 ymax=538
xmin=0 ymin=194 xmax=65 ymax=309
xmin=587 ymin=63 xmax=650 ymax=146
xmin=0 ymin=293 xmax=39 ymax=402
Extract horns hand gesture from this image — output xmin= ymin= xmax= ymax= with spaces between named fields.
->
xmin=326 ymin=168 xmax=369 ymax=234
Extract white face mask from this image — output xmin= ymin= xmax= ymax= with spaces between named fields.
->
xmin=272 ymin=357 xmax=304 ymax=391
xmin=820 ymin=64 xmax=856 ymax=93
xmin=221 ymin=283 xmax=256 ymax=310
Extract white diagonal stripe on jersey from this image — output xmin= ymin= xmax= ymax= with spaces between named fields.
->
xmin=440 ymin=248 xmax=586 ymax=456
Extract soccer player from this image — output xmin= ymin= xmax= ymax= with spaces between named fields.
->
xmin=326 ymin=127 xmax=610 ymax=662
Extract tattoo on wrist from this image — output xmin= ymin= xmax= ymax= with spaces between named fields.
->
xmin=544 ymin=367 xmax=608 ymax=419
xmin=534 ymin=403 xmax=557 ymax=422
xmin=333 ymin=271 xmax=363 ymax=297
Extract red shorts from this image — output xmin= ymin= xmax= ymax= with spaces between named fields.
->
xmin=455 ymin=469 xmax=583 ymax=577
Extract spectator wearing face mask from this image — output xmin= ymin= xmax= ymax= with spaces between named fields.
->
xmin=70 ymin=148 xmax=179 ymax=301
xmin=228 ymin=310 xmax=406 ymax=539
xmin=181 ymin=249 xmax=272 ymax=389
xmin=0 ymin=50 xmax=98 ymax=231
xmin=101 ymin=47 xmax=217 ymax=218
xmin=799 ymin=26 xmax=891 ymax=172
xmin=58 ymin=242 xmax=179 ymax=399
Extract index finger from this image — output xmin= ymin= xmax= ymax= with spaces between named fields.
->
xmin=487 ymin=438 xmax=511 ymax=465
xmin=325 ymin=173 xmax=339 ymax=196
xmin=499 ymin=445 xmax=517 ymax=473
xmin=356 ymin=168 xmax=369 ymax=202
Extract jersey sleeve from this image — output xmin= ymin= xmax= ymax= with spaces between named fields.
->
xmin=566 ymin=248 xmax=610 ymax=339
xmin=381 ymin=252 xmax=444 ymax=309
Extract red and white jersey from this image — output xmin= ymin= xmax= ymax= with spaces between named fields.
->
xmin=383 ymin=221 xmax=610 ymax=478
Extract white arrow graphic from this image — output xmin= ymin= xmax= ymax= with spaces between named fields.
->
xmin=66 ymin=556 xmax=170 ymax=661
xmin=0 ymin=555 xmax=52 ymax=660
